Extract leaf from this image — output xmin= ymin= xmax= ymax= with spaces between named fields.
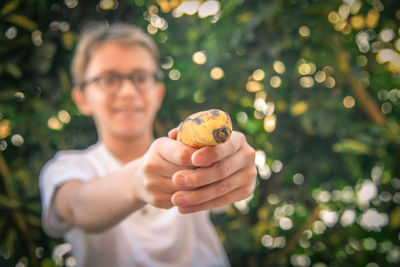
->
xmin=390 ymin=207 xmax=400 ymax=228
xmin=0 ymin=194 xmax=19 ymax=209
xmin=5 ymin=63 xmax=22 ymax=78
xmin=62 ymin=31 xmax=76 ymax=50
xmin=5 ymin=14 xmax=37 ymax=31
xmin=237 ymin=11 xmax=254 ymax=23
xmin=291 ymin=101 xmax=309 ymax=116
xmin=0 ymin=0 xmax=20 ymax=16
xmin=332 ymin=139 xmax=371 ymax=155
xmin=5 ymin=227 xmax=16 ymax=255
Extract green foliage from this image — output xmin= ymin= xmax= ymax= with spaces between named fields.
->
xmin=0 ymin=0 xmax=400 ymax=266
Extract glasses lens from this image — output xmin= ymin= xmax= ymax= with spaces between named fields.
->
xmin=131 ymin=71 xmax=157 ymax=91
xmin=97 ymin=74 xmax=121 ymax=93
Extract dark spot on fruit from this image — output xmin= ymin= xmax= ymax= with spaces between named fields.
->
xmin=212 ymin=127 xmax=232 ymax=143
xmin=192 ymin=117 xmax=203 ymax=124
xmin=210 ymin=109 xmax=220 ymax=117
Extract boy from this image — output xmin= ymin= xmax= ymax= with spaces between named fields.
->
xmin=40 ymin=22 xmax=257 ymax=267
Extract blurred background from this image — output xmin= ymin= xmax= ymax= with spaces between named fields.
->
xmin=0 ymin=0 xmax=400 ymax=266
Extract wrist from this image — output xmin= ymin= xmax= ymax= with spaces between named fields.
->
xmin=126 ymin=159 xmax=147 ymax=208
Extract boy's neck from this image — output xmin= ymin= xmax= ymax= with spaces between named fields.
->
xmin=102 ymin=132 xmax=153 ymax=164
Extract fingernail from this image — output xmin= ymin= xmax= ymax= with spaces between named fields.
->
xmin=173 ymin=194 xmax=186 ymax=206
xmin=175 ymin=175 xmax=186 ymax=186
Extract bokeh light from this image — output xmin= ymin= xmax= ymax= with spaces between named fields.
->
xmin=314 ymin=71 xmax=326 ymax=83
xmin=270 ymin=76 xmax=281 ymax=88
xmin=169 ymin=69 xmax=181 ymax=80
xmin=299 ymin=76 xmax=314 ymax=88
xmin=246 ymin=81 xmax=264 ymax=92
xmin=47 ymin=117 xmax=63 ymax=130
xmin=340 ymin=209 xmax=356 ymax=227
xmin=192 ymin=51 xmax=207 ymax=64
xmin=161 ymin=56 xmax=174 ymax=69
xmin=198 ymin=0 xmax=220 ymax=18
xmin=343 ymin=96 xmax=356 ymax=108
xmin=210 ymin=67 xmax=224 ymax=80
xmin=290 ymin=101 xmax=308 ymax=116
xmin=299 ymin=26 xmax=310 ymax=38
xmin=263 ymin=114 xmax=276 ymax=132
xmin=350 ymin=15 xmax=365 ymax=29
xmin=273 ymin=60 xmax=286 ymax=74
xmin=99 ymin=0 xmax=118 ymax=10
xmin=253 ymin=69 xmax=265 ymax=81
xmin=0 ymin=119 xmax=11 ymax=139
xmin=11 ymin=134 xmax=24 ymax=146
xmin=293 ymin=173 xmax=304 ymax=185
xmin=366 ymin=9 xmax=379 ymax=28
xmin=57 ymin=110 xmax=71 ymax=124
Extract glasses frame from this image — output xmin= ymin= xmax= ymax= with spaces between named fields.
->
xmin=80 ymin=70 xmax=163 ymax=94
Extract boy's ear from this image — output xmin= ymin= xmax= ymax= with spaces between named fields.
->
xmin=71 ymin=87 xmax=92 ymax=116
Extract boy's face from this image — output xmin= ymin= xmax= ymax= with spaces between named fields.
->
xmin=72 ymin=42 xmax=165 ymax=140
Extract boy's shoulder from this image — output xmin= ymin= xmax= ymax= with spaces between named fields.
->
xmin=52 ymin=142 xmax=103 ymax=161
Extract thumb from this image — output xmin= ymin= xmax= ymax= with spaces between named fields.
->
xmin=168 ymin=127 xmax=179 ymax=140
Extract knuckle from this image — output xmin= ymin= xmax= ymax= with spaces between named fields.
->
xmin=243 ymin=184 xmax=255 ymax=198
xmin=189 ymin=172 xmax=201 ymax=187
xmin=228 ymin=140 xmax=236 ymax=153
xmin=142 ymin=159 xmax=157 ymax=174
xmin=153 ymin=137 xmax=166 ymax=147
xmin=151 ymin=195 xmax=164 ymax=207
xmin=143 ymin=179 xmax=151 ymax=190
xmin=217 ymin=162 xmax=231 ymax=178
xmin=143 ymin=179 xmax=155 ymax=191
xmin=176 ymin=148 xmax=191 ymax=165
xmin=248 ymin=165 xmax=258 ymax=178
xmin=243 ymin=144 xmax=255 ymax=159
xmin=248 ymin=146 xmax=256 ymax=159
xmin=236 ymin=131 xmax=245 ymax=142
xmin=216 ymin=179 xmax=232 ymax=196
xmin=205 ymin=148 xmax=219 ymax=163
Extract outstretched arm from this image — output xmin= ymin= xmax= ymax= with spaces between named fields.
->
xmin=53 ymin=137 xmax=196 ymax=232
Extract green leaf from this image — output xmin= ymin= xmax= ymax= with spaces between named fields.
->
xmin=332 ymin=139 xmax=371 ymax=155
xmin=5 ymin=63 xmax=22 ymax=78
xmin=0 ymin=194 xmax=19 ymax=209
xmin=5 ymin=14 xmax=37 ymax=31
xmin=0 ymin=0 xmax=20 ymax=16
xmin=390 ymin=207 xmax=400 ymax=229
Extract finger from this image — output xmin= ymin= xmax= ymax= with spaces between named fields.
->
xmin=155 ymin=137 xmax=197 ymax=166
xmin=171 ymin=166 xmax=255 ymax=207
xmin=177 ymin=185 xmax=255 ymax=214
xmin=147 ymin=192 xmax=175 ymax=209
xmin=168 ymin=127 xmax=179 ymax=140
xmin=144 ymin=153 xmax=195 ymax=178
xmin=143 ymin=175 xmax=181 ymax=194
xmin=191 ymin=131 xmax=245 ymax=167
xmin=172 ymin=144 xmax=251 ymax=187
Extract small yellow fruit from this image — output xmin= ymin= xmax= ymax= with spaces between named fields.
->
xmin=177 ymin=109 xmax=233 ymax=148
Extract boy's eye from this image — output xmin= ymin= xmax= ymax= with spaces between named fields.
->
xmin=98 ymin=75 xmax=120 ymax=87
xmin=135 ymin=73 xmax=150 ymax=84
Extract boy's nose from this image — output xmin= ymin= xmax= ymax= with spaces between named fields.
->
xmin=117 ymin=78 xmax=140 ymax=97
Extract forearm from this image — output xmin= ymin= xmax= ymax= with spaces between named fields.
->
xmin=55 ymin=160 xmax=145 ymax=232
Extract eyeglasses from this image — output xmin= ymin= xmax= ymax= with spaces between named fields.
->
xmin=80 ymin=70 xmax=162 ymax=94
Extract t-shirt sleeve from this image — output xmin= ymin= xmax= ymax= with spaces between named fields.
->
xmin=39 ymin=151 xmax=93 ymax=238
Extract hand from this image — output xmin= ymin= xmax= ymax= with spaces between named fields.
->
xmin=168 ymin=129 xmax=257 ymax=213
xmin=133 ymin=137 xmax=196 ymax=209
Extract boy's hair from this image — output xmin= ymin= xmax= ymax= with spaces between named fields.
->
xmin=71 ymin=22 xmax=161 ymax=87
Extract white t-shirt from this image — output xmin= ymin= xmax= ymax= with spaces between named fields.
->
xmin=40 ymin=142 xmax=230 ymax=267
